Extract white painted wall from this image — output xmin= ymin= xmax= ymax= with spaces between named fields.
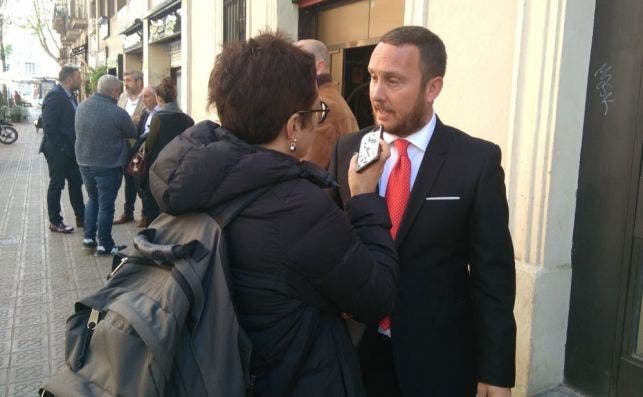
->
xmin=185 ymin=0 xmax=221 ymax=121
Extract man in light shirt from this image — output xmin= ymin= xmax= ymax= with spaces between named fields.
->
xmin=115 ymin=70 xmax=145 ymax=225
xmin=138 ymin=86 xmax=159 ymax=137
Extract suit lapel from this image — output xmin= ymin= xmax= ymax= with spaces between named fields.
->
xmin=395 ymin=118 xmax=451 ymax=246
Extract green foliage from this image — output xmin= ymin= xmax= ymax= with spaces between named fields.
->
xmin=86 ymin=65 xmax=109 ymax=96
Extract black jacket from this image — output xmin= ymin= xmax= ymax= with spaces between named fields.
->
xmin=330 ymin=119 xmax=516 ymax=396
xmin=39 ymin=84 xmax=77 ymax=157
xmin=149 ymin=121 xmax=398 ymax=397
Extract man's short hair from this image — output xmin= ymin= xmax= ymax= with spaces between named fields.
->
xmin=208 ymin=30 xmax=317 ymax=145
xmin=59 ymin=65 xmax=80 ymax=82
xmin=380 ymin=26 xmax=447 ymax=85
xmin=296 ymin=39 xmax=330 ymax=73
xmin=124 ymin=70 xmax=144 ymax=83
xmin=97 ymin=74 xmax=122 ymax=95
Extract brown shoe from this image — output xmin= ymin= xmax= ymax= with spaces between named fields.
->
xmin=136 ymin=217 xmax=148 ymax=228
xmin=76 ymin=216 xmax=84 ymax=228
xmin=49 ymin=222 xmax=74 ymax=233
xmin=113 ymin=214 xmax=134 ymax=225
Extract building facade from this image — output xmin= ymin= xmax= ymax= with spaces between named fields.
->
xmin=51 ymin=1 xmax=643 ymax=396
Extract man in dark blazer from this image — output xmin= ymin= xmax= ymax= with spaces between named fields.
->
xmin=330 ymin=26 xmax=516 ymax=397
xmin=39 ymin=65 xmax=85 ymax=233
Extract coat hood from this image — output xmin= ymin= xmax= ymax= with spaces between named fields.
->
xmin=149 ymin=120 xmax=337 ymax=215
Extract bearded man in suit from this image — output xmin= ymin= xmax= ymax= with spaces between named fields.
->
xmin=114 ymin=70 xmax=145 ymax=225
xmin=330 ymin=26 xmax=516 ymax=397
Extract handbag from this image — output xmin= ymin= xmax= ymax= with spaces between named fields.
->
xmin=126 ymin=144 xmax=146 ymax=178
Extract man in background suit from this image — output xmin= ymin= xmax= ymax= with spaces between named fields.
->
xmin=114 ymin=70 xmax=145 ymax=225
xmin=40 ymin=65 xmax=85 ymax=233
xmin=330 ymin=26 xmax=516 ymax=396
xmin=296 ymin=39 xmax=359 ymax=169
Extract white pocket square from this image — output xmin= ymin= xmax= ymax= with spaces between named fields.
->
xmin=426 ymin=196 xmax=460 ymax=200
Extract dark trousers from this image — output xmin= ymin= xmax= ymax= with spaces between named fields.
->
xmin=357 ymin=327 xmax=402 ymax=397
xmin=43 ymin=150 xmax=85 ymax=225
xmin=140 ymin=185 xmax=159 ymax=223
xmin=123 ymin=171 xmax=137 ymax=216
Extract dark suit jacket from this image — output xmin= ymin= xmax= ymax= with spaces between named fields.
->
xmin=136 ymin=110 xmax=149 ymax=136
xmin=39 ymin=84 xmax=77 ymax=158
xmin=329 ymin=117 xmax=516 ymax=396
xmin=128 ymin=110 xmax=150 ymax=158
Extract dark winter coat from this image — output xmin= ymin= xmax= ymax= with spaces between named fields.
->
xmin=149 ymin=121 xmax=398 ymax=397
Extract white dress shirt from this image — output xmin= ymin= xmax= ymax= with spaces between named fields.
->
xmin=125 ymin=96 xmax=140 ymax=117
xmin=378 ymin=112 xmax=437 ymax=198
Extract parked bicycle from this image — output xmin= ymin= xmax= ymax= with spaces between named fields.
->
xmin=0 ymin=118 xmax=18 ymax=144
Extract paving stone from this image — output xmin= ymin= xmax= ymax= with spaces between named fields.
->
xmin=49 ymin=343 xmax=65 ymax=361
xmin=12 ymin=325 xmax=46 ymax=341
xmin=14 ymin=296 xmax=44 ymax=307
xmin=12 ymin=314 xmax=46 ymax=328
xmin=0 ymin=342 xmax=9 ymax=356
xmin=9 ymin=348 xmax=48 ymax=367
xmin=11 ymin=335 xmax=47 ymax=353
xmin=6 ymin=378 xmax=45 ymax=397
xmin=8 ymin=363 xmax=48 ymax=384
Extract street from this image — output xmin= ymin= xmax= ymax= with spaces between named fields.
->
xmin=0 ymin=122 xmax=141 ymax=396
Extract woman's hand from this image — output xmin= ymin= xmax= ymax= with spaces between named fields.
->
xmin=348 ymin=139 xmax=390 ymax=197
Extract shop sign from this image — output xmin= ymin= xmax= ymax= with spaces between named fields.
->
xmin=71 ymin=44 xmax=87 ymax=57
xmin=149 ymin=8 xmax=181 ymax=42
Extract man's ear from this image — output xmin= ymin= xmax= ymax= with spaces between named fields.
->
xmin=425 ymin=76 xmax=443 ymax=103
xmin=316 ymin=60 xmax=327 ymax=75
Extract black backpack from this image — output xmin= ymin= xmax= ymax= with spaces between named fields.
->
xmin=41 ymin=189 xmax=266 ymax=396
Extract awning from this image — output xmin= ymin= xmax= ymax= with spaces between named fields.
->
xmin=120 ymin=18 xmax=143 ymax=36
xmin=146 ymin=0 xmax=180 ymax=20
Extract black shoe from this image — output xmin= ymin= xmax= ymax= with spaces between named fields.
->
xmin=49 ymin=222 xmax=73 ymax=233
xmin=76 ymin=216 xmax=84 ymax=228
xmin=95 ymin=244 xmax=126 ymax=256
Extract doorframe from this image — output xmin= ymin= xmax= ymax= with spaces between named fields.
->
xmin=613 ymin=67 xmax=643 ymax=396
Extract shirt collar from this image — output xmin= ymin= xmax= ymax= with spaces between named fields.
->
xmin=382 ymin=112 xmax=437 ymax=152
xmin=60 ymin=84 xmax=73 ymax=98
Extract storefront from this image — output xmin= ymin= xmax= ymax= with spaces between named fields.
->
xmin=121 ymin=18 xmax=143 ymax=74
xmin=146 ymin=0 xmax=183 ymax=107
xmin=297 ymin=0 xmax=404 ymax=128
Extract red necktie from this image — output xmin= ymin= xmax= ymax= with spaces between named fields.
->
xmin=379 ymin=139 xmax=411 ymax=337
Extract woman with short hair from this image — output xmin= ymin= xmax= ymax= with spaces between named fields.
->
xmin=149 ymin=31 xmax=398 ymax=396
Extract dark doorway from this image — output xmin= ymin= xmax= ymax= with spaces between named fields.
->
xmin=343 ymin=45 xmax=375 ymax=128
xmin=565 ymin=0 xmax=643 ymax=396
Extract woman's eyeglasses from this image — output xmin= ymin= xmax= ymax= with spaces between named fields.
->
xmin=297 ymin=101 xmax=330 ymax=125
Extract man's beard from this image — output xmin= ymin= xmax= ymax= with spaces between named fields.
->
xmin=372 ymin=91 xmax=429 ymax=137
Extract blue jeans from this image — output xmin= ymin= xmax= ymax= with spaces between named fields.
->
xmin=79 ymin=166 xmax=122 ymax=249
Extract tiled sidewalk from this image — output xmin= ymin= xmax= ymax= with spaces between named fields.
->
xmin=0 ymin=123 xmax=142 ymax=396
